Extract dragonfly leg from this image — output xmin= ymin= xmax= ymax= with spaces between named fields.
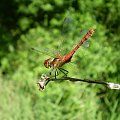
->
xmin=49 ymin=71 xmax=51 ymax=75
xmin=58 ymin=68 xmax=69 ymax=77
xmin=55 ymin=70 xmax=57 ymax=79
xmin=48 ymin=68 xmax=59 ymax=79
xmin=55 ymin=69 xmax=59 ymax=79
xmin=45 ymin=80 xmax=50 ymax=86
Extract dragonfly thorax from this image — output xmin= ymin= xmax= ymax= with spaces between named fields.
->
xmin=44 ymin=57 xmax=63 ymax=69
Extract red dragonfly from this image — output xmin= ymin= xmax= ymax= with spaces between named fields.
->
xmin=41 ymin=26 xmax=96 ymax=78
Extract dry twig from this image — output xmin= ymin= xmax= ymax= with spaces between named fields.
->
xmin=37 ymin=74 xmax=120 ymax=91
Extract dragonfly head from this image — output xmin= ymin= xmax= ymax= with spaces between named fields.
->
xmin=44 ymin=58 xmax=53 ymax=68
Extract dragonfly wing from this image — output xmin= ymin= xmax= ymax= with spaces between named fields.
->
xmin=31 ymin=47 xmax=58 ymax=58
xmin=58 ymin=10 xmax=77 ymax=55
xmin=83 ymin=40 xmax=90 ymax=48
xmin=61 ymin=16 xmax=75 ymax=36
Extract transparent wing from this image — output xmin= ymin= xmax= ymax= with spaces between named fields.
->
xmin=31 ymin=47 xmax=57 ymax=58
xmin=61 ymin=15 xmax=75 ymax=36
xmin=58 ymin=9 xmax=77 ymax=55
xmin=58 ymin=10 xmax=92 ymax=56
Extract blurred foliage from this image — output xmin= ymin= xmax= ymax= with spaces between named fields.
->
xmin=0 ymin=0 xmax=120 ymax=120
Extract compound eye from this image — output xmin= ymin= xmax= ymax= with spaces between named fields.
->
xmin=44 ymin=59 xmax=50 ymax=68
xmin=47 ymin=61 xmax=51 ymax=68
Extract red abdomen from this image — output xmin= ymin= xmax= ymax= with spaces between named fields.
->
xmin=62 ymin=27 xmax=96 ymax=63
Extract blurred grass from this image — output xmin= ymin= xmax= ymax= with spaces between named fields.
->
xmin=0 ymin=77 xmax=100 ymax=120
xmin=0 ymin=0 xmax=120 ymax=120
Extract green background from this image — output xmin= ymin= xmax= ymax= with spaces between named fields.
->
xmin=0 ymin=0 xmax=120 ymax=120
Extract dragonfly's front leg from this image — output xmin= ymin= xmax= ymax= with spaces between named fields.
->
xmin=54 ymin=69 xmax=57 ymax=79
xmin=58 ymin=67 xmax=69 ymax=77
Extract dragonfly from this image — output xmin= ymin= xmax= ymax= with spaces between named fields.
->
xmin=40 ymin=26 xmax=96 ymax=78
